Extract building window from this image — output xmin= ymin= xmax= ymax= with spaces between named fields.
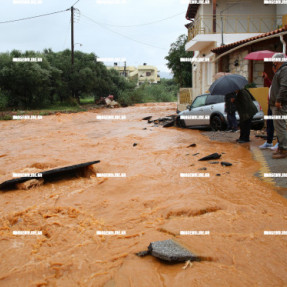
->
xmin=146 ymin=72 xmax=151 ymax=76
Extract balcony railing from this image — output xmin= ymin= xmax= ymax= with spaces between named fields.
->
xmin=187 ymin=14 xmax=282 ymax=41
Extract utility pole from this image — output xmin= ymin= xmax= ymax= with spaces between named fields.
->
xmin=71 ymin=6 xmax=74 ymax=66
xmin=70 ymin=0 xmax=80 ymax=102
xmin=124 ymin=61 xmax=127 ymax=77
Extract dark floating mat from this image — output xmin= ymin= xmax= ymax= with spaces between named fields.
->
xmin=136 ymin=239 xmax=200 ymax=263
xmin=199 ymin=153 xmax=221 ymax=161
xmin=142 ymin=116 xmax=152 ymax=120
xmin=0 ymin=160 xmax=100 ymax=191
xmin=221 ymin=162 xmax=232 ymax=166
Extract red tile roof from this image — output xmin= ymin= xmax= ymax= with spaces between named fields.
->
xmin=211 ymin=25 xmax=287 ymax=54
xmin=186 ymin=4 xmax=200 ymax=20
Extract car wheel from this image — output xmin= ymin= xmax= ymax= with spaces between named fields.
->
xmin=210 ymin=115 xmax=224 ymax=131
xmin=176 ymin=116 xmax=186 ymax=128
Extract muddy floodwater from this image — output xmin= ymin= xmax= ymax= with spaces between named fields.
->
xmin=0 ymin=103 xmax=287 ymax=287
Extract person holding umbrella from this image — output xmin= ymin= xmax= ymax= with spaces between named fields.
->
xmin=269 ymin=53 xmax=287 ymax=159
xmin=209 ymin=74 xmax=257 ymax=143
xmin=232 ymin=89 xmax=258 ymax=143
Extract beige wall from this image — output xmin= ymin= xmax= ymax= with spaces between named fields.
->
xmin=249 ymin=87 xmax=269 ymax=115
xmin=194 ymin=0 xmax=277 ymax=34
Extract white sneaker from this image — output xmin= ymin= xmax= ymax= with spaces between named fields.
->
xmin=270 ymin=142 xmax=279 ymax=151
xmin=259 ymin=142 xmax=273 ymax=149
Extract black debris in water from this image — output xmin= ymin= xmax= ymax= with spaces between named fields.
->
xmin=163 ymin=121 xmax=175 ymax=128
xmin=221 ymin=162 xmax=232 ymax=167
xmin=146 ymin=115 xmax=177 ymax=128
xmin=142 ymin=116 xmax=153 ymax=120
xmin=133 ymin=143 xmax=138 ymax=147
xmin=198 ymin=153 xmax=221 ymax=161
xmin=0 ymin=160 xmax=100 ymax=191
xmin=187 ymin=144 xmax=197 ymax=148
xmin=143 ymin=128 xmax=147 ymax=130
xmin=136 ymin=239 xmax=200 ymax=263
xmin=216 ymin=174 xmax=221 ymax=176
xmin=198 ymin=167 xmax=207 ymax=171
xmin=193 ymin=153 xmax=200 ymax=156
xmin=209 ymin=161 xmax=219 ymax=164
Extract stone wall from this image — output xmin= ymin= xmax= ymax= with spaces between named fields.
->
xmin=229 ymin=50 xmax=249 ymax=79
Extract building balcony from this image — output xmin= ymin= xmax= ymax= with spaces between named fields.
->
xmin=187 ymin=14 xmax=282 ymax=41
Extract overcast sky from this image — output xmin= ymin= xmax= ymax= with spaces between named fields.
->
xmin=0 ymin=0 xmax=190 ymax=76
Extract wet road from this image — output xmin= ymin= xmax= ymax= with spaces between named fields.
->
xmin=0 ymin=103 xmax=287 ymax=287
xmin=201 ymin=130 xmax=287 ymax=194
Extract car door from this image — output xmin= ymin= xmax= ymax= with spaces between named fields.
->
xmin=199 ymin=94 xmax=220 ymax=125
xmin=206 ymin=94 xmax=225 ymax=110
xmin=184 ymin=95 xmax=208 ymax=126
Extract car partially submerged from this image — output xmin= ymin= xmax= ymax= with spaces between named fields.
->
xmin=176 ymin=93 xmax=264 ymax=131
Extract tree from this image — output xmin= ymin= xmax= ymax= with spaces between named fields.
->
xmin=165 ymin=34 xmax=193 ymax=87
xmin=0 ymin=50 xmax=53 ymax=109
xmin=0 ymin=49 xmax=137 ymax=109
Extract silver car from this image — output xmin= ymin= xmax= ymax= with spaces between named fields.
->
xmin=176 ymin=93 xmax=264 ymax=131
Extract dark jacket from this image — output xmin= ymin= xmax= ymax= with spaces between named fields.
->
xmin=225 ymin=92 xmax=237 ymax=113
xmin=269 ymin=62 xmax=287 ymax=107
xmin=234 ymin=89 xmax=258 ymax=122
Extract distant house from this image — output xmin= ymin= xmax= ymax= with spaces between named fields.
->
xmin=108 ymin=63 xmax=160 ymax=85
xmin=181 ymin=0 xmax=287 ymax=111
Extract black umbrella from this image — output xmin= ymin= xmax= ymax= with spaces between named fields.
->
xmin=209 ymin=74 xmax=248 ymax=95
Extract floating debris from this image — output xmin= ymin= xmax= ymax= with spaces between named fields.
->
xmin=193 ymin=153 xmax=200 ymax=156
xmin=142 ymin=116 xmax=152 ymax=120
xmin=0 ymin=160 xmax=100 ymax=191
xmin=133 ymin=143 xmax=138 ymax=147
xmin=163 ymin=121 xmax=175 ymax=128
xmin=199 ymin=153 xmax=221 ymax=161
xmin=216 ymin=174 xmax=221 ymax=176
xmin=187 ymin=144 xmax=196 ymax=148
xmin=221 ymin=162 xmax=232 ymax=167
xmin=198 ymin=167 xmax=207 ymax=171
xmin=146 ymin=115 xmax=177 ymax=128
xmin=136 ymin=239 xmax=200 ymax=263
xmin=209 ymin=161 xmax=219 ymax=164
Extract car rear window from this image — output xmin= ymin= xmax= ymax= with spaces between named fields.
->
xmin=206 ymin=95 xmax=225 ymax=105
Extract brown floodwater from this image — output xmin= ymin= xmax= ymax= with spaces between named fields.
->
xmin=0 ymin=103 xmax=287 ymax=287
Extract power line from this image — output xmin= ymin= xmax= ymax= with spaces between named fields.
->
xmin=93 ymin=11 xmax=185 ymax=28
xmin=71 ymin=0 xmax=80 ymax=7
xmin=0 ymin=9 xmax=69 ymax=25
xmin=82 ymin=14 xmax=167 ymax=50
